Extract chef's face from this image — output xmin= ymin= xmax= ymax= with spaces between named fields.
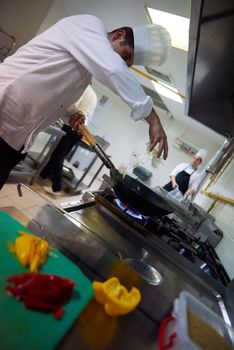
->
xmin=109 ymin=30 xmax=134 ymax=67
xmin=192 ymin=156 xmax=202 ymax=168
xmin=116 ymin=43 xmax=134 ymax=67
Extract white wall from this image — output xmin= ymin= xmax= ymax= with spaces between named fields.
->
xmin=88 ymin=79 xmax=224 ymax=188
xmin=39 ymin=0 xmax=191 ymax=31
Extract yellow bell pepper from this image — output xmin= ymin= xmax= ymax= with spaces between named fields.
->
xmin=10 ymin=231 xmax=50 ymax=273
xmin=92 ymin=277 xmax=141 ymax=317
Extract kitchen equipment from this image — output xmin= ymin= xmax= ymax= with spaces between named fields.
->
xmin=118 ymin=249 xmax=163 ymax=286
xmin=28 ymin=199 xmax=233 ymax=330
xmin=62 ymin=165 xmax=75 ymax=180
xmin=123 ymin=259 xmax=163 ymax=286
xmin=10 ymin=125 xmax=65 ymax=185
xmin=78 ymin=188 xmax=229 ymax=286
xmin=167 ymin=188 xmax=184 ymax=202
xmin=79 ymin=124 xmax=173 ymax=216
xmin=133 ymin=165 xmax=152 ymax=182
xmin=206 ymin=137 xmax=234 ymax=175
xmin=156 ymin=187 xmax=224 ymax=248
xmin=158 ymin=291 xmax=234 ymax=350
xmin=0 ymin=210 xmax=93 ymax=350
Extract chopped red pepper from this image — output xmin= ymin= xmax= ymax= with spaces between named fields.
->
xmin=53 ymin=307 xmax=65 ymax=320
xmin=6 ymin=273 xmax=75 ymax=319
xmin=7 ymin=273 xmax=33 ymax=284
xmin=24 ymin=297 xmax=61 ymax=312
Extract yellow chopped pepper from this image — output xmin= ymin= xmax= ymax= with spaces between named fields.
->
xmin=92 ymin=277 xmax=141 ymax=317
xmin=10 ymin=231 xmax=50 ymax=273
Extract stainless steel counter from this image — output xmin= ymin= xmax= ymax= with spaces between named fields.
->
xmin=28 ymin=204 xmax=161 ymax=350
xmin=57 ymin=304 xmax=158 ymax=350
xmin=27 ymin=202 xmax=234 ymax=349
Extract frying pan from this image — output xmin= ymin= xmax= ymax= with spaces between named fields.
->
xmin=79 ymin=125 xmax=173 ymax=217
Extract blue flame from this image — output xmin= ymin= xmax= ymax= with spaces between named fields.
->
xmin=114 ymin=198 xmax=144 ymax=220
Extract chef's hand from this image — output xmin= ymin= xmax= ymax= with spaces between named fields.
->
xmin=145 ymin=109 xmax=168 ymax=160
xmin=69 ymin=112 xmax=85 ymax=133
xmin=185 ymin=188 xmax=195 ymax=196
xmin=171 ymin=177 xmax=178 ymax=189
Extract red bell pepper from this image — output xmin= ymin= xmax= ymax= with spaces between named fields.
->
xmin=6 ymin=273 xmax=75 ymax=319
xmin=7 ymin=273 xmax=33 ymax=284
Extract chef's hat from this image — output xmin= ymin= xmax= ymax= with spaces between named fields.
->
xmin=195 ymin=149 xmax=207 ymax=161
xmin=133 ymin=24 xmax=171 ymax=66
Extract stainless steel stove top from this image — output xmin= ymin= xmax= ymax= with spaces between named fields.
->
xmin=27 ymin=195 xmax=234 ymax=330
xmin=86 ymin=189 xmax=229 ymax=286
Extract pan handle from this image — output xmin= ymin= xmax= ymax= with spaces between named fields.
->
xmin=79 ymin=124 xmax=115 ymax=170
xmin=79 ymin=124 xmax=97 ymax=146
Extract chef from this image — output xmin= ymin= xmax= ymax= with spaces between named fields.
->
xmin=40 ymin=85 xmax=97 ymax=195
xmin=163 ymin=149 xmax=207 ymax=196
xmin=0 ymin=14 xmax=171 ymax=190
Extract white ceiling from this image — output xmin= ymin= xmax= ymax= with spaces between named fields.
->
xmin=40 ymin=0 xmax=192 ymax=123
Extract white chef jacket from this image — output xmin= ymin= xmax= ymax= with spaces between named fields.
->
xmin=0 ymin=14 xmax=153 ymax=153
xmin=65 ymin=85 xmax=97 ymax=126
xmin=170 ymin=162 xmax=200 ymax=190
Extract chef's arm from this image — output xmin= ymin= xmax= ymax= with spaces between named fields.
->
xmin=185 ymin=173 xmax=200 ymax=197
xmin=145 ymin=109 xmax=168 ymax=159
xmin=61 ymin=107 xmax=85 ymax=132
xmin=169 ymin=163 xmax=185 ymax=187
xmin=59 ymin=15 xmax=168 ymax=157
xmin=170 ymin=176 xmax=178 ymax=188
xmin=69 ymin=112 xmax=85 ymax=132
xmin=62 ymin=105 xmax=80 ymax=123
xmin=185 ymin=187 xmax=195 ymax=196
xmin=63 ymin=86 xmax=98 ymax=129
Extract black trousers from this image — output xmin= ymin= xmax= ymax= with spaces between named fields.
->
xmin=0 ymin=137 xmax=26 ymax=190
xmin=40 ymin=125 xmax=82 ymax=192
xmin=163 ymin=170 xmax=191 ymax=195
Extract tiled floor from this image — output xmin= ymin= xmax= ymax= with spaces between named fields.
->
xmin=0 ymin=130 xmax=104 ymax=220
xmin=0 ymin=173 xmax=102 ymax=222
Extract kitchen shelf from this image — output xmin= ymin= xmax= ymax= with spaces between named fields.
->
xmin=173 ymin=136 xmax=198 ymax=156
xmin=9 ymin=125 xmax=65 ymax=185
xmin=62 ymin=135 xmax=110 ymax=194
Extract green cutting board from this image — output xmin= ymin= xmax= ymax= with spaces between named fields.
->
xmin=0 ymin=210 xmax=93 ymax=350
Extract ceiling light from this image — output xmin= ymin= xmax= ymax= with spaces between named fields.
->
xmin=147 ymin=7 xmax=190 ymax=51
xmin=152 ymin=81 xmax=183 ymax=103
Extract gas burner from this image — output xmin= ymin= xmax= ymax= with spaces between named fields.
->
xmin=93 ymin=189 xmax=230 ymax=286
xmin=101 ymin=188 xmax=149 ymax=222
xmin=114 ymin=198 xmax=145 ymax=220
